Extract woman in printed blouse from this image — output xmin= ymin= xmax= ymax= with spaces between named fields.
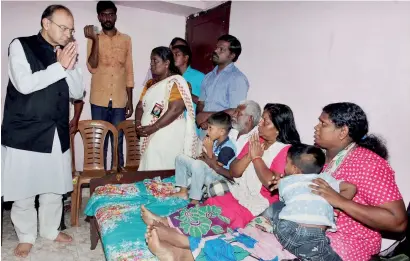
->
xmin=306 ymin=102 xmax=407 ymax=260
xmin=143 ymin=102 xmax=407 ymax=261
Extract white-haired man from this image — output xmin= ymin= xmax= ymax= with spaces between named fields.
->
xmin=229 ymin=100 xmax=261 ymax=154
xmin=201 ymin=100 xmax=262 ymax=198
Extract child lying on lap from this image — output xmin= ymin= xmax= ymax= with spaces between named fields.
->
xmin=172 ymin=112 xmax=236 ymax=204
xmin=262 ymin=144 xmax=356 ymax=261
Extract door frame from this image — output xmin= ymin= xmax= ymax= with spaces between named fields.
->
xmin=185 ymin=1 xmax=232 ymax=73
xmin=185 ymin=1 xmax=231 ymax=41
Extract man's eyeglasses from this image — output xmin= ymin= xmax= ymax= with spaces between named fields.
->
xmin=49 ymin=19 xmax=75 ymax=35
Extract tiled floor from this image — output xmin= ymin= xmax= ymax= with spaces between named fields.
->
xmin=1 ymin=199 xmax=106 ymax=261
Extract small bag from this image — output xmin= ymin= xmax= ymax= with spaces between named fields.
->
xmin=203 ymin=179 xmax=231 ymax=199
xmin=370 ymin=202 xmax=410 ymax=261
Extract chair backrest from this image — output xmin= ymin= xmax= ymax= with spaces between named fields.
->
xmin=117 ymin=120 xmax=140 ymax=169
xmin=76 ymin=120 xmax=118 ymax=172
xmin=70 ymin=133 xmax=76 ymax=175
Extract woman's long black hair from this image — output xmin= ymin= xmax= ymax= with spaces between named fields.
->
xmin=323 ymin=102 xmax=388 ymax=160
xmin=151 ymin=46 xmax=180 ymax=76
xmin=264 ymin=103 xmax=301 ymax=145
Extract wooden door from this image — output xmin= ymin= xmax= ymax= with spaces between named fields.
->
xmin=186 ymin=1 xmax=231 ymax=74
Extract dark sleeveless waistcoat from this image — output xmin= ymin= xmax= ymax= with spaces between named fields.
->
xmin=1 ymin=33 xmax=70 ymax=153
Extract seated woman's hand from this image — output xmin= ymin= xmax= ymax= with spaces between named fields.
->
xmin=268 ymin=172 xmax=284 ymax=191
xmin=249 ymin=133 xmax=264 ymax=160
xmin=310 ymin=178 xmax=346 ymax=209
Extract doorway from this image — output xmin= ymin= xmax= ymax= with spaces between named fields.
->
xmin=186 ymin=1 xmax=231 ymax=74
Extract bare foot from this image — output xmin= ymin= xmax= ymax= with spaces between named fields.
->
xmin=54 ymin=232 xmax=73 ymax=243
xmin=146 ymin=228 xmax=177 ymax=261
xmin=190 ymin=199 xmax=200 ymax=205
xmin=14 ymin=243 xmax=33 ymax=258
xmin=141 ymin=205 xmax=168 ymax=226
xmin=153 ymin=221 xmax=190 ymax=248
xmin=145 ymin=224 xmax=155 ymax=236
xmin=171 ymin=190 xmax=188 ymax=200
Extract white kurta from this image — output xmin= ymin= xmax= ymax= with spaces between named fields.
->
xmin=228 ymin=126 xmax=259 ymax=156
xmin=1 ymin=39 xmax=84 ymax=202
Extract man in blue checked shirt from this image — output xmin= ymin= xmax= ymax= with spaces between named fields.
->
xmin=195 ymin=34 xmax=249 ymax=139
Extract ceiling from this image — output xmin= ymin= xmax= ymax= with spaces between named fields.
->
xmin=114 ymin=1 xmax=226 ymax=17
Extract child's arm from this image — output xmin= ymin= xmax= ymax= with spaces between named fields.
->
xmin=201 ymin=146 xmax=213 ymax=159
xmin=206 ymin=149 xmax=213 ymax=159
xmin=198 ymin=153 xmax=234 ymax=180
xmin=208 ymin=145 xmax=236 ymax=181
xmin=212 ymin=162 xmax=234 ymax=181
xmin=339 ymin=181 xmax=357 ymax=200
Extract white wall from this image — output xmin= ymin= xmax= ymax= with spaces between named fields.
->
xmin=1 ymin=1 xmax=185 ymax=170
xmin=230 ymin=1 xmax=410 ymax=248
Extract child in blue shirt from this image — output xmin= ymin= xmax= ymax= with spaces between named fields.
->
xmin=262 ymin=144 xmax=356 ymax=261
xmin=172 ymin=112 xmax=236 ymax=204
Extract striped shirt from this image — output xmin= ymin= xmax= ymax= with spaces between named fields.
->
xmin=278 ymin=173 xmax=341 ymax=230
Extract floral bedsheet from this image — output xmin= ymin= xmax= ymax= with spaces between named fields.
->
xmin=84 ymin=176 xmax=188 ymax=261
xmin=190 ymin=217 xmax=295 ymax=261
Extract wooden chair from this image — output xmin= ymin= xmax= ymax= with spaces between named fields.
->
xmin=57 ymin=133 xmax=79 ymax=230
xmin=66 ymin=133 xmax=77 ymax=227
xmin=117 ymin=120 xmax=141 ymax=171
xmin=70 ymin=120 xmax=119 ymax=227
xmin=71 ymin=133 xmax=76 ymax=175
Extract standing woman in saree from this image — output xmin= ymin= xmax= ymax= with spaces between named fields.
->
xmin=135 ymin=47 xmax=198 ymax=170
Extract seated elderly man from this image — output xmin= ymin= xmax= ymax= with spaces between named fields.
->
xmin=228 ymin=100 xmax=261 ymax=152
xmin=173 ymin=100 xmax=262 ymax=201
xmin=207 ymin=100 xmax=262 ymax=197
